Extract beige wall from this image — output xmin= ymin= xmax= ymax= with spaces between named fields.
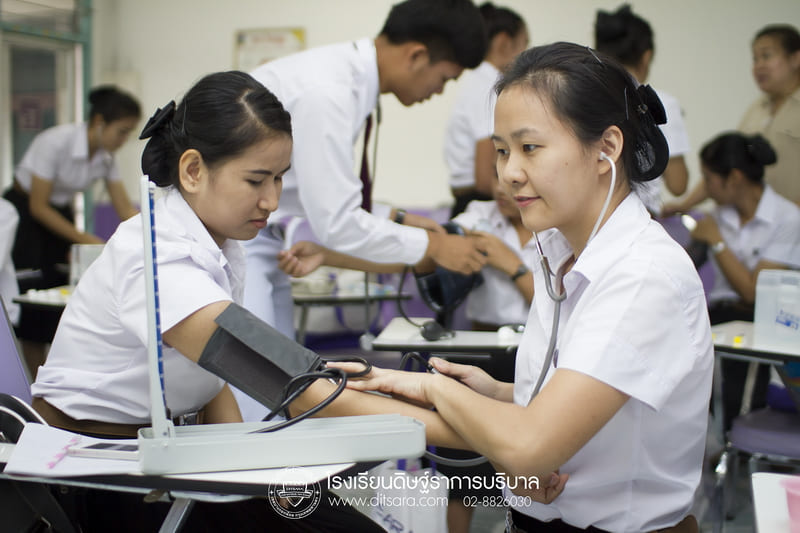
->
xmin=93 ymin=0 xmax=800 ymax=209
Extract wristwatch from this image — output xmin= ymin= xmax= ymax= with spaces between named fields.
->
xmin=510 ymin=263 xmax=529 ymax=282
xmin=711 ymin=241 xmax=727 ymax=255
xmin=394 ymin=208 xmax=406 ymax=225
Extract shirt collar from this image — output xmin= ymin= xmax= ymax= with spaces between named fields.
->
xmin=161 ymin=187 xmax=244 ymax=272
xmin=354 ymin=38 xmax=380 ymax=118
xmin=570 ymin=193 xmax=651 ymax=284
xmin=718 ymin=184 xmax=780 ymax=230
xmin=72 ymin=121 xmax=113 ymax=165
xmin=71 ymin=122 xmax=89 ymax=159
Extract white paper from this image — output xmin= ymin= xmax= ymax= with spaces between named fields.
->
xmin=4 ymin=423 xmax=140 ymax=477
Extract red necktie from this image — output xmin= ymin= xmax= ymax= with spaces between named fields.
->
xmin=360 ymin=113 xmax=373 ymax=212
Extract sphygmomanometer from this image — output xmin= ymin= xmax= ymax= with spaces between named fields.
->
xmin=198 ymin=303 xmax=370 ymax=431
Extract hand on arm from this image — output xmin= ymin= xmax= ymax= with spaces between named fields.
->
xmin=691 ymin=216 xmax=756 ymax=303
xmin=426 ymin=231 xmax=487 ymax=275
xmin=469 ymin=232 xmax=533 ymax=303
xmin=344 ymin=361 xmax=628 ymax=485
xmin=29 ymin=175 xmax=103 ymax=244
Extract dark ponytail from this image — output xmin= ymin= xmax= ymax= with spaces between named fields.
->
xmin=139 ymin=71 xmax=292 ymax=188
xmin=700 ymin=132 xmax=776 ymax=184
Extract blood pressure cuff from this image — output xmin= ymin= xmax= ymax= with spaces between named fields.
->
xmin=198 ymin=303 xmax=322 ymax=410
xmin=415 ymin=222 xmax=483 ymax=314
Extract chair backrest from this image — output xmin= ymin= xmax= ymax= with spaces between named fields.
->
xmin=0 ymin=299 xmax=32 ymax=403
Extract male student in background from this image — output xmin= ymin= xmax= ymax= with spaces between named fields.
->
xmin=244 ymin=0 xmax=490 ymax=340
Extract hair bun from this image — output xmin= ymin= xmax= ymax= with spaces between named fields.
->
xmin=746 ymin=134 xmax=777 ymax=166
xmin=595 ymin=6 xmax=630 ymax=41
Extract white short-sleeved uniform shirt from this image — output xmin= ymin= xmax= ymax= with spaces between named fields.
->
xmin=14 ymin=123 xmax=120 ymax=207
xmin=510 ymin=194 xmax=713 ymax=532
xmin=32 ymin=188 xmax=241 ymax=424
xmin=708 ymin=185 xmax=800 ymax=304
xmin=0 ymin=198 xmax=20 ymax=324
xmin=452 ymin=200 xmax=536 ymax=325
xmin=248 ymin=38 xmax=428 ymax=264
xmin=444 ymin=61 xmax=500 ymax=190
xmin=638 ymin=89 xmax=691 ymax=214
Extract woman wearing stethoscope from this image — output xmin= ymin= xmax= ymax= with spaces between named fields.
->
xmin=342 ymin=43 xmax=714 ymax=532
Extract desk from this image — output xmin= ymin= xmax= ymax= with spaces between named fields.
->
xmin=372 ymin=317 xmax=521 ymax=356
xmin=372 ymin=317 xmax=522 ymax=381
xmin=293 ymin=286 xmax=410 ymax=345
xmin=712 ymin=321 xmax=800 ymax=365
xmin=711 ymin=321 xmax=800 ymax=444
xmin=1 ymin=440 xmax=376 ymax=533
xmin=751 ymin=471 xmax=796 ymax=532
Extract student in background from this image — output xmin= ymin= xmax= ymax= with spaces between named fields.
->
xmin=452 ymin=173 xmax=534 ymax=332
xmin=3 ymin=86 xmax=140 ymax=289
xmin=0 ymin=197 xmax=20 ymax=326
xmin=595 ymin=3 xmax=690 ymax=215
xmin=444 ymin=2 xmax=529 ymax=218
xmin=244 ymin=0 xmax=489 ymax=340
xmin=666 ymin=24 xmax=800 ymax=213
xmin=691 ymin=131 xmax=800 ymax=431
xmin=337 ymin=42 xmax=712 ymax=532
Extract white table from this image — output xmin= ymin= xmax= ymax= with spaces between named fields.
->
xmin=711 ymin=321 xmax=800 ymax=365
xmin=752 ymin=471 xmax=796 ymax=532
xmin=371 ymin=317 xmax=522 ymax=356
xmin=293 ymin=285 xmax=410 ymax=345
xmin=371 ymin=317 xmax=523 ymax=381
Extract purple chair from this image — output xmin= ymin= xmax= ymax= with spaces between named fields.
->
xmin=0 ymin=300 xmax=31 ymax=404
xmin=656 ymin=213 xmax=715 ymax=297
xmin=711 ymin=363 xmax=800 ymax=532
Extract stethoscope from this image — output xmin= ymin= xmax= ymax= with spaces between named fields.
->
xmin=526 ymin=152 xmax=617 ymax=404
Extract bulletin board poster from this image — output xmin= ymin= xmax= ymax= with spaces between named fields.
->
xmin=234 ymin=28 xmax=306 ymax=72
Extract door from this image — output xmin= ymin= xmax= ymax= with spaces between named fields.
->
xmin=0 ymin=33 xmax=81 ymax=192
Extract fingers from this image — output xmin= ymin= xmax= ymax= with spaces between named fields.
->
xmin=543 ymin=472 xmax=569 ymax=504
xmin=429 ymin=357 xmax=469 ymax=379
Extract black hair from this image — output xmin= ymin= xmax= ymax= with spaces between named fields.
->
xmin=140 ymin=71 xmax=292 ymax=188
xmin=479 ymin=2 xmax=525 ymax=42
xmin=754 ymin=24 xmax=800 ymax=54
xmin=700 ymin=132 xmax=776 ymax=184
xmin=88 ymin=85 xmax=141 ymax=123
xmin=496 ymin=42 xmax=669 ymax=184
xmin=379 ymin=0 xmax=487 ymax=68
xmin=594 ymin=4 xmax=653 ymax=68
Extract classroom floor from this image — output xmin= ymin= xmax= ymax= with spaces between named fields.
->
xmin=318 ymin=344 xmax=762 ymax=533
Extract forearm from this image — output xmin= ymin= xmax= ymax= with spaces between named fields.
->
xmin=662 ymin=156 xmax=689 ymax=197
xmin=31 ymin=202 xmax=94 ymax=243
xmin=425 ymin=374 xmax=551 ymax=478
xmin=322 ymin=247 xmax=406 ymax=274
xmin=294 ymin=381 xmax=470 ymax=449
xmin=676 ymin=182 xmax=708 ymax=212
xmin=714 ymin=248 xmax=757 ymax=303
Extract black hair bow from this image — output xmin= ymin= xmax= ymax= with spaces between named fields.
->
xmin=139 ymin=101 xmax=176 ymax=140
xmin=635 ymin=84 xmax=666 ymax=125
